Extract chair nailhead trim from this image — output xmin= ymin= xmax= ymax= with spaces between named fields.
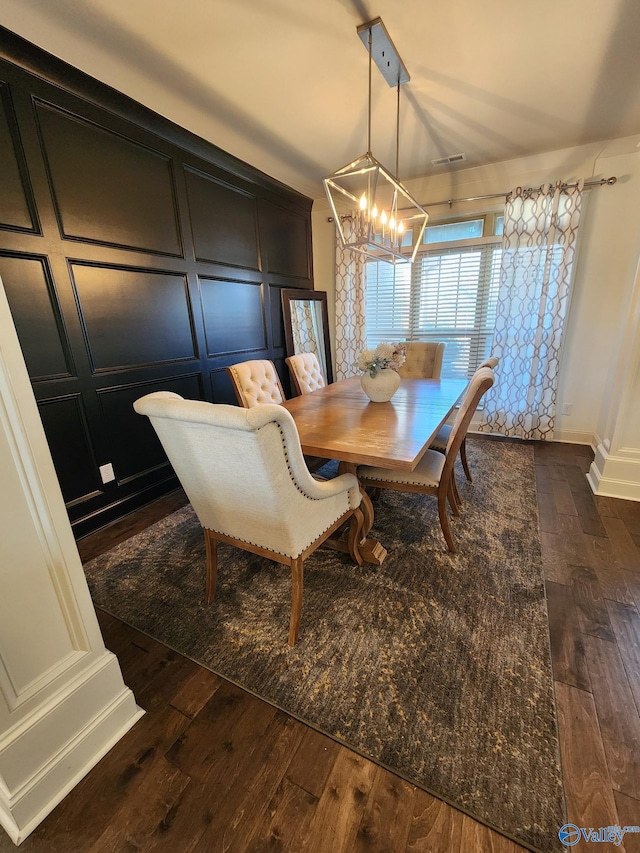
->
xmin=278 ymin=426 xmax=324 ymax=502
xmin=276 ymin=425 xmax=354 ymax=553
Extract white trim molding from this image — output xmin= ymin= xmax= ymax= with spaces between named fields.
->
xmin=587 ymin=250 xmax=640 ymax=503
xmin=551 ymin=428 xmax=597 ymax=450
xmin=588 ymin=440 xmax=640 ymax=502
xmin=0 ymin=659 xmax=143 ymax=845
xmin=469 ymin=424 xmax=597 ymax=453
xmin=0 ymin=278 xmax=143 ymax=846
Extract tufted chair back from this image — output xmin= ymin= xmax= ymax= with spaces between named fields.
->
xmin=133 ymin=392 xmax=363 ymax=644
xmin=398 ymin=342 xmax=446 ymax=380
xmin=286 ymin=353 xmax=326 ymax=395
xmin=226 ymin=359 xmax=285 ymax=408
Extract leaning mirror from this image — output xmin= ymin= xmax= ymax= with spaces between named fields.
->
xmin=281 ymin=289 xmax=333 ymax=385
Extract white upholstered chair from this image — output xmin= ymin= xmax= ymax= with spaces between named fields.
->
xmin=398 ymin=342 xmax=446 ymax=380
xmin=133 ymin=392 xmax=364 ymax=645
xmin=431 ymin=356 xmax=499 ymax=482
xmin=226 ymin=359 xmax=285 ymax=408
xmin=227 ymin=357 xmax=326 ymax=472
xmin=357 ymin=368 xmax=494 ymax=553
xmin=286 ymin=352 xmax=326 ymax=395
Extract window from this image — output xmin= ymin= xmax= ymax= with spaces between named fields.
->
xmin=365 ymin=215 xmax=502 ymax=379
xmin=423 ymin=218 xmax=484 ymax=244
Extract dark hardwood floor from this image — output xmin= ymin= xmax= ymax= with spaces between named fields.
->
xmin=2 ymin=440 xmax=640 ymax=852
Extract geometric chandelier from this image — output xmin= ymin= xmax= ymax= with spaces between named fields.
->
xmin=323 ymin=18 xmax=429 ymax=264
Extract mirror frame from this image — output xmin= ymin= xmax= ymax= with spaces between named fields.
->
xmin=281 ymin=288 xmax=333 ymax=385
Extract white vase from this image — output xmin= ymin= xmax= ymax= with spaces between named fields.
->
xmin=360 ymin=368 xmax=401 ymax=402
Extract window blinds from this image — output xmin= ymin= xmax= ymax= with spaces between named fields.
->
xmin=365 ymin=244 xmax=502 ymax=379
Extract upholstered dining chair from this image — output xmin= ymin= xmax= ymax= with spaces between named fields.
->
xmin=286 ymin=352 xmax=326 ymax=395
xmin=133 ymin=392 xmax=364 ymax=645
xmin=431 ymin=356 xmax=499 ymax=483
xmin=357 ymin=367 xmax=494 ymax=553
xmin=398 ymin=342 xmax=446 ymax=380
xmin=227 ymin=357 xmax=327 ymax=473
xmin=226 ymin=359 xmax=285 ymax=408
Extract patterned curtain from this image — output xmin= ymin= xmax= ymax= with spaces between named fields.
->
xmin=290 ymin=300 xmax=327 ymax=381
xmin=334 ymin=215 xmax=367 ymax=379
xmin=291 ymin=300 xmax=320 ymax=358
xmin=480 ymin=180 xmax=583 ymax=440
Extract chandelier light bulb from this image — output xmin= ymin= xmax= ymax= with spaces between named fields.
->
xmin=380 ymin=210 xmax=388 ymax=224
xmin=359 ymin=193 xmax=368 ymax=210
xmin=371 ymin=205 xmax=378 ymax=219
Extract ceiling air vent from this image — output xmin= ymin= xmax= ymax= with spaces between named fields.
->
xmin=432 ymin=153 xmax=467 ymax=166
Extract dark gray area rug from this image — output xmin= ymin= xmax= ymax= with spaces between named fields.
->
xmin=84 ymin=438 xmax=565 ymax=852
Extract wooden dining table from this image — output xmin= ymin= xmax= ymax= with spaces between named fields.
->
xmin=282 ymin=375 xmax=468 ymax=564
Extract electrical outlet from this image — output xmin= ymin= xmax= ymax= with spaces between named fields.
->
xmin=562 ymin=403 xmax=572 ymax=416
xmin=99 ymin=463 xmax=115 ymax=484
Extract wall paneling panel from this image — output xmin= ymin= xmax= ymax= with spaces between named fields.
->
xmin=0 ymin=26 xmax=314 ymax=537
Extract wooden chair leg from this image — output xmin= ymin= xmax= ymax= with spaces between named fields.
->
xmin=450 ymin=475 xmax=462 ymax=513
xmin=447 ymin=474 xmax=460 ymax=517
xmin=289 ymin=557 xmax=304 ymax=646
xmin=204 ymin=529 xmax=218 ymax=605
xmin=460 ymin=437 xmax=472 ymax=483
xmin=346 ymin=507 xmax=365 ymax=566
xmin=437 ymin=488 xmax=457 ymax=553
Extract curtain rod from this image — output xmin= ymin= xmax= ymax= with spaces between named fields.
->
xmin=423 ymin=175 xmax=617 ymax=210
xmin=330 ymin=176 xmax=617 ymax=223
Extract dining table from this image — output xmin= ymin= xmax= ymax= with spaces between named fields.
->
xmin=282 ymin=374 xmax=468 ymax=564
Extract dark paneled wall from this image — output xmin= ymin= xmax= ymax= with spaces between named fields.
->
xmin=0 ymin=28 xmax=314 ymax=538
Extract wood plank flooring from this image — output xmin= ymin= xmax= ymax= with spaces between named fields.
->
xmin=3 ymin=440 xmax=640 ymax=852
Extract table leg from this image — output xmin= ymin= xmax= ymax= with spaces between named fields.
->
xmin=336 ymin=461 xmax=387 ymax=565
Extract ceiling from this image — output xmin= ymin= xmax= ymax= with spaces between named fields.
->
xmin=2 ymin=0 xmax=640 ymax=199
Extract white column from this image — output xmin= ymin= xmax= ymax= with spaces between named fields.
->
xmin=588 ymin=252 xmax=640 ymax=501
xmin=0 ymin=278 xmax=143 ymax=845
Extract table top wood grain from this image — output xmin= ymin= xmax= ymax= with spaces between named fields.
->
xmin=283 ymin=376 xmax=468 ymax=471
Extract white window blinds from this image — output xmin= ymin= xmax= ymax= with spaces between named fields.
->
xmin=365 ymin=243 xmax=502 ymax=379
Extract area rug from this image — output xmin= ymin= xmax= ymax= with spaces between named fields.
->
xmin=84 ymin=438 xmax=565 ymax=852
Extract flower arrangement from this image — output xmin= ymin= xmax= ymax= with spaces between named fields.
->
xmin=356 ymin=342 xmax=406 ymax=378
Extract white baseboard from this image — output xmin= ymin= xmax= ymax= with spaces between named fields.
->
xmin=469 ymin=424 xmax=640 ymax=501
xmin=0 ymin=654 xmax=144 ymax=846
xmin=587 ymin=440 xmax=640 ymax=503
xmin=551 ymin=429 xmax=597 ymax=450
xmin=469 ymin=424 xmax=597 ymax=450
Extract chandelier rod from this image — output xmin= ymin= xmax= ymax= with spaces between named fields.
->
xmin=367 ymin=28 xmax=372 ymax=155
xmin=396 ymin=80 xmax=400 ymax=180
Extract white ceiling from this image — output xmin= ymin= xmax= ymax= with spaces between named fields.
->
xmin=2 ymin=0 xmax=640 ymax=199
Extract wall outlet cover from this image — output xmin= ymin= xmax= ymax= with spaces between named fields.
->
xmin=99 ymin=463 xmax=115 ymax=484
